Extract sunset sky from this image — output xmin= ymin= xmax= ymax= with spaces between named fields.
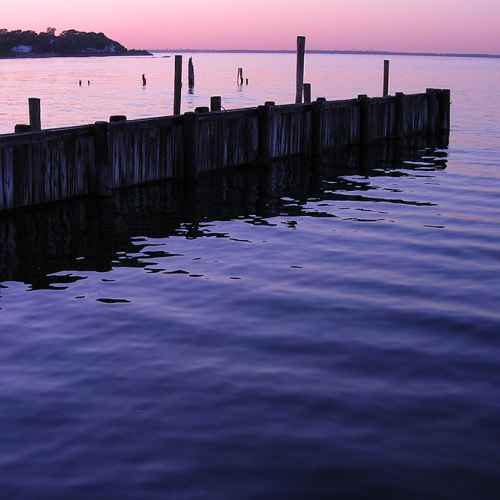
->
xmin=2 ymin=0 xmax=499 ymax=54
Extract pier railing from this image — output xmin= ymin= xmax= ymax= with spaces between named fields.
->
xmin=0 ymin=89 xmax=450 ymax=212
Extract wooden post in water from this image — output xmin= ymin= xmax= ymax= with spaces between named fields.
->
xmin=303 ymin=83 xmax=312 ymax=104
xmin=237 ymin=68 xmax=244 ymax=86
xmin=174 ymin=55 xmax=183 ymax=115
xmin=210 ymin=96 xmax=222 ymax=112
xmin=295 ymin=36 xmax=306 ymax=104
xmin=188 ymin=57 xmax=195 ymax=89
xmin=15 ymin=124 xmax=31 ymax=133
xmin=28 ymin=98 xmax=41 ymax=131
xmin=383 ymin=60 xmax=390 ymax=97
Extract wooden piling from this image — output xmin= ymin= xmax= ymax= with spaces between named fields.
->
xmin=312 ymin=97 xmax=325 ymax=158
xmin=383 ymin=60 xmax=390 ymax=97
xmin=174 ymin=55 xmax=183 ymax=116
xmin=439 ymin=89 xmax=451 ymax=135
xmin=93 ymin=121 xmax=112 ymax=196
xmin=258 ymin=102 xmax=274 ymax=164
xmin=183 ymin=112 xmax=198 ymax=179
xmin=14 ymin=124 xmax=32 ymax=133
xmin=395 ymin=92 xmax=405 ymax=139
xmin=303 ymin=83 xmax=312 ymax=104
xmin=188 ymin=57 xmax=195 ymax=89
xmin=28 ymin=98 xmax=41 ymax=131
xmin=358 ymin=95 xmax=369 ymax=146
xmin=295 ymin=36 xmax=306 ymax=104
xmin=109 ymin=115 xmax=127 ymax=123
xmin=210 ymin=96 xmax=222 ymax=112
xmin=426 ymin=89 xmax=439 ymax=136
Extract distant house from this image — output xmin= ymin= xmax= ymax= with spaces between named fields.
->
xmin=10 ymin=45 xmax=33 ymax=54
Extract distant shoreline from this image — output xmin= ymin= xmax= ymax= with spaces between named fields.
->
xmin=0 ymin=52 xmax=153 ymax=61
xmin=152 ymin=49 xmax=500 ymax=60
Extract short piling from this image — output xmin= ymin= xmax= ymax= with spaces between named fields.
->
xmin=303 ymin=83 xmax=312 ymax=104
xmin=295 ymin=36 xmax=306 ymax=104
xmin=210 ymin=96 xmax=222 ymax=112
xmin=109 ymin=115 xmax=127 ymax=123
xmin=383 ymin=60 xmax=390 ymax=97
xmin=14 ymin=124 xmax=31 ymax=133
xmin=174 ymin=55 xmax=183 ymax=115
xmin=28 ymin=98 xmax=41 ymax=131
xmin=188 ymin=57 xmax=195 ymax=89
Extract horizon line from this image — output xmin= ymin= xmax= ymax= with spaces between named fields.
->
xmin=148 ymin=48 xmax=500 ymax=59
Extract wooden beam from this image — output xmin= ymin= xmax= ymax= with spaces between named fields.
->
xmin=188 ymin=57 xmax=195 ymax=89
xmin=174 ymin=55 xmax=183 ymax=115
xmin=210 ymin=96 xmax=222 ymax=112
xmin=303 ymin=83 xmax=312 ymax=104
xmin=28 ymin=98 xmax=41 ymax=131
xmin=295 ymin=36 xmax=306 ymax=103
xmin=383 ymin=60 xmax=390 ymax=97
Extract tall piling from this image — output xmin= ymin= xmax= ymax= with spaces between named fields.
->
xmin=174 ymin=55 xmax=183 ymax=115
xmin=188 ymin=57 xmax=195 ymax=89
xmin=383 ymin=60 xmax=390 ymax=97
xmin=28 ymin=98 xmax=41 ymax=131
xmin=295 ymin=36 xmax=306 ymax=104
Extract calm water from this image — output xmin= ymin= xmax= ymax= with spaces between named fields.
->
xmin=1 ymin=53 xmax=500 ymax=499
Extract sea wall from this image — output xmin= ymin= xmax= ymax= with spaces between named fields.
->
xmin=0 ymin=89 xmax=450 ymax=212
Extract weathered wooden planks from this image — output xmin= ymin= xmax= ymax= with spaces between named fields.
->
xmin=0 ymin=90 xmax=450 ymax=212
xmin=267 ymin=104 xmax=313 ymax=158
xmin=193 ymin=109 xmax=259 ymax=174
xmin=0 ymin=126 xmax=94 ymax=211
xmin=107 ymin=117 xmax=184 ymax=189
xmin=319 ymin=99 xmax=361 ymax=149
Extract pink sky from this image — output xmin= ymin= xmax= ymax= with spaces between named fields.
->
xmin=2 ymin=0 xmax=499 ymax=53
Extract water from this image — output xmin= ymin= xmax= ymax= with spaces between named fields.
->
xmin=1 ymin=53 xmax=500 ymax=499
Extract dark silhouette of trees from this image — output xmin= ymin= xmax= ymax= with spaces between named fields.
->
xmin=0 ymin=29 xmax=151 ymax=57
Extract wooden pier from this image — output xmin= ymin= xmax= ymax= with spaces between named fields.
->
xmin=0 ymin=89 xmax=450 ymax=212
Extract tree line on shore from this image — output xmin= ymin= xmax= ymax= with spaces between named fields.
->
xmin=0 ymin=28 xmax=151 ymax=57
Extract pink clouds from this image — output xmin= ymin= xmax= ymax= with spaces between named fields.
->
xmin=2 ymin=0 xmax=499 ymax=53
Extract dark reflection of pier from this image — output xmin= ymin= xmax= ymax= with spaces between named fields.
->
xmin=0 ymin=139 xmax=448 ymax=288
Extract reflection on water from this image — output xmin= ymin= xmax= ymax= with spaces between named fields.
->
xmin=0 ymin=141 xmax=447 ymax=290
